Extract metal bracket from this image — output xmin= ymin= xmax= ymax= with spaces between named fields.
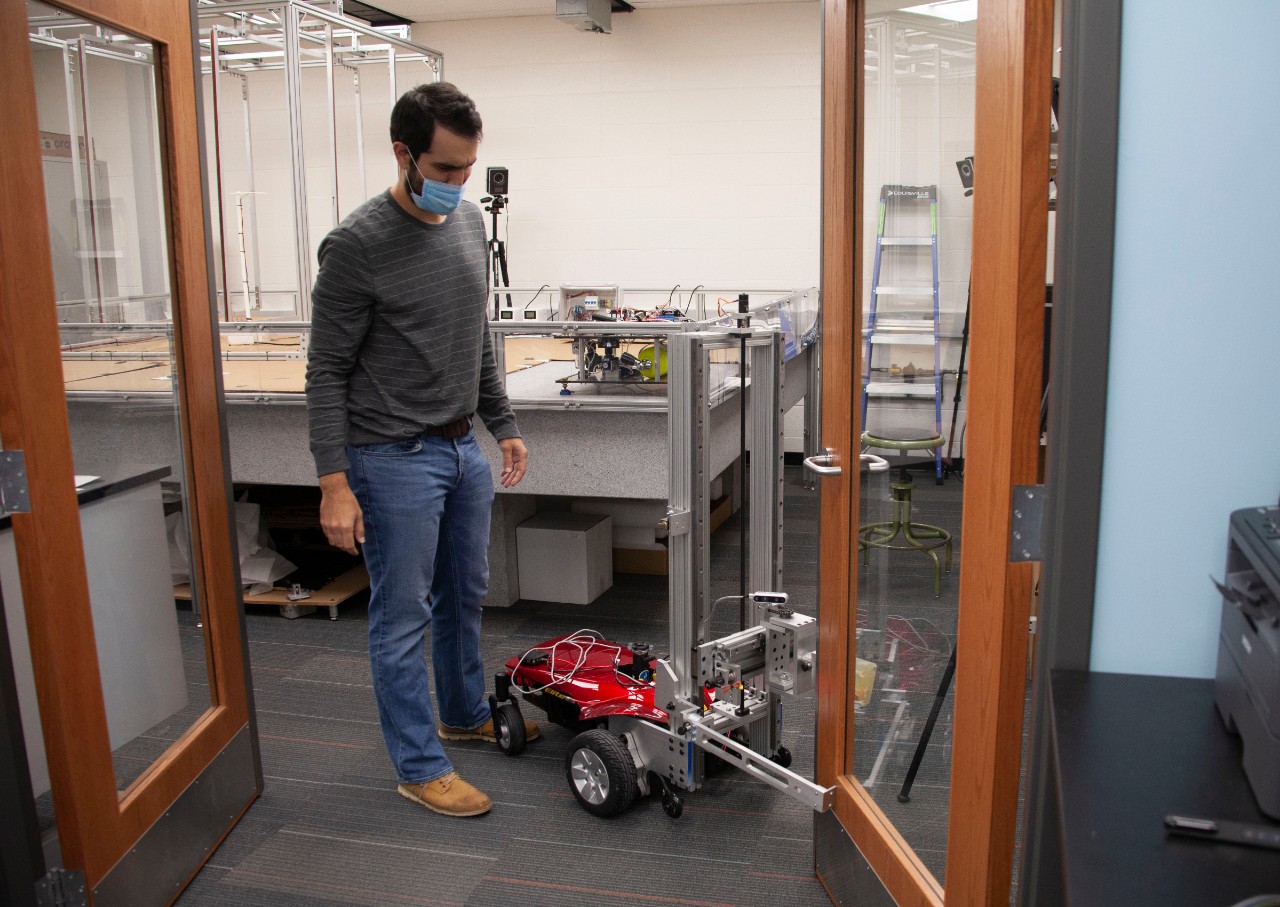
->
xmin=0 ymin=450 xmax=31 ymax=514
xmin=1009 ymin=484 xmax=1045 ymax=562
xmin=686 ymin=720 xmax=832 ymax=811
xmin=664 ymin=508 xmax=691 ymax=537
xmin=35 ymin=869 xmax=87 ymax=907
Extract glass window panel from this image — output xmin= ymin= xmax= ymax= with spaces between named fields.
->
xmin=27 ymin=2 xmax=214 ymax=811
xmin=851 ymin=3 xmax=977 ymax=887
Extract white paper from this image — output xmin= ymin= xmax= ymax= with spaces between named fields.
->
xmin=74 ymin=475 xmax=99 ymax=488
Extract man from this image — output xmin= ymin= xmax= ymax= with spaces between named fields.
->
xmin=305 ymin=82 xmax=535 ymax=818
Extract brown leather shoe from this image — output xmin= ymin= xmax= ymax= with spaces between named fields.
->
xmin=438 ymin=717 xmax=541 ymax=743
xmin=397 ymin=772 xmax=492 ymax=817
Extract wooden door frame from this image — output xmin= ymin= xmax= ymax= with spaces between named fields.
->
xmin=0 ymin=0 xmax=258 ymax=899
xmin=816 ymin=0 xmax=1052 ymax=904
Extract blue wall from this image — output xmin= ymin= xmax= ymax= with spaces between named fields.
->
xmin=1091 ymin=0 xmax=1280 ymax=677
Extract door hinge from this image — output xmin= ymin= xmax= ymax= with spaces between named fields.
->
xmin=0 ymin=450 xmax=30 ymax=514
xmin=34 ymin=868 xmax=87 ymax=907
xmin=1009 ymin=484 xmax=1045 ymax=562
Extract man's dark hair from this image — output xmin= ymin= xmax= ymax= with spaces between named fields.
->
xmin=390 ymin=82 xmax=483 ymax=158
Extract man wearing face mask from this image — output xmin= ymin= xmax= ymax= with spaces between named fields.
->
xmin=305 ymin=82 xmax=534 ymax=818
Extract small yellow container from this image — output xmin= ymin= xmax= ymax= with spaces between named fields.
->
xmin=854 ymin=657 xmax=877 ymax=706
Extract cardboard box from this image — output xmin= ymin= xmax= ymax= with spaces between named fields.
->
xmin=613 ymin=544 xmax=668 ymax=575
xmin=612 ymin=495 xmax=733 ymax=576
xmin=517 ymin=512 xmax=613 ymax=604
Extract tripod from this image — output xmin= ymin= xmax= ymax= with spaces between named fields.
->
xmin=482 ymin=193 xmax=511 ymax=318
xmin=897 ymin=644 xmax=955 ymax=802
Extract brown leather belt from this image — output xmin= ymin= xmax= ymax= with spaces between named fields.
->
xmin=422 ymin=416 xmax=472 ymax=439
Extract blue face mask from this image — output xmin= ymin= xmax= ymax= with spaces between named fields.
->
xmin=407 ymin=157 xmax=465 ymax=216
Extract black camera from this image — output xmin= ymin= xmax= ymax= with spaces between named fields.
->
xmin=956 ymin=156 xmax=974 ymax=196
xmin=487 ymin=166 xmax=509 ymax=196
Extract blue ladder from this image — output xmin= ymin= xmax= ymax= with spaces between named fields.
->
xmin=861 ymin=184 xmax=943 ymax=483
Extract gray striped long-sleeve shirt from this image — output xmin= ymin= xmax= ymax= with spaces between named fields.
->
xmin=305 ymin=192 xmax=520 ymax=477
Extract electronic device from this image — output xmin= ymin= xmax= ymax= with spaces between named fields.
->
xmin=1213 ymin=501 xmax=1280 ymax=820
xmin=556 ymin=0 xmax=611 ymax=33
xmin=956 ymin=156 xmax=974 ymax=196
xmin=486 ymin=166 xmax=508 ymax=196
xmin=557 ymin=284 xmax=621 ymax=320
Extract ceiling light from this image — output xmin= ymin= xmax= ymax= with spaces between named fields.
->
xmin=901 ymin=0 xmax=978 ymax=23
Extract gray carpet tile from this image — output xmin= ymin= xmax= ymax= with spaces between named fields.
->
xmin=171 ymin=465 xmax=967 ymax=906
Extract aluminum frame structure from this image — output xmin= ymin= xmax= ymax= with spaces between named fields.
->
xmin=27 ymin=7 xmax=164 ymax=324
xmin=197 ymin=0 xmax=444 ymax=321
xmin=625 ymin=328 xmax=831 ymax=811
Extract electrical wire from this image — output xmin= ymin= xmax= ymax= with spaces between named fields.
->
xmin=667 ymin=284 xmax=680 ymax=307
xmin=524 ymin=284 xmax=550 ymax=312
xmin=509 ymin=630 xmax=653 ymax=694
xmin=685 ymin=284 xmax=704 ymax=310
xmin=885 ymin=615 xmax=952 ymax=655
xmin=705 ymin=594 xmax=743 ymax=625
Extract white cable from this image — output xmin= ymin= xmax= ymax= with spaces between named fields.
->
xmin=509 ymin=629 xmax=597 ymax=694
xmin=510 ymin=629 xmax=654 ymax=694
xmin=884 ymin=615 xmax=951 ymax=654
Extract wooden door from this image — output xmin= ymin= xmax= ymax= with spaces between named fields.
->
xmin=0 ymin=0 xmax=259 ymax=903
xmin=814 ymin=0 xmax=1052 ymax=903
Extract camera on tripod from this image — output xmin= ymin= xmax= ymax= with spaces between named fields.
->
xmin=487 ymin=166 xmax=508 ymax=197
xmin=481 ymin=166 xmax=511 ymax=318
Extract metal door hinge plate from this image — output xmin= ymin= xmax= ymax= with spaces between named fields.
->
xmin=0 ymin=450 xmax=30 ymax=514
xmin=35 ymin=868 xmax=87 ymax=907
xmin=1010 ymin=484 xmax=1045 ymax=562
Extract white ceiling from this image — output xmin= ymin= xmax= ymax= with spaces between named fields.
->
xmin=373 ymin=0 xmax=814 ymax=24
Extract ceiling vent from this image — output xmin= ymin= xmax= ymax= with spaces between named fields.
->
xmin=556 ymin=0 xmax=612 ymax=34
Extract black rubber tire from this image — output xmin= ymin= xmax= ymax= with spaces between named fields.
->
xmin=772 ymin=745 xmax=793 ymax=769
xmin=494 ymin=702 xmax=527 ymax=756
xmin=564 ymin=729 xmax=638 ymax=817
xmin=661 ymin=791 xmax=684 ymax=819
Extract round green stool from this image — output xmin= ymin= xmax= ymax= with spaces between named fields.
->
xmin=859 ymin=427 xmax=953 ymax=597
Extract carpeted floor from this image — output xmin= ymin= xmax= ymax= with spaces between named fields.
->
xmin=156 ymin=463 xmax=964 ymax=906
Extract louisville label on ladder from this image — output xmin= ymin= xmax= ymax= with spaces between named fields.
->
xmin=861 ymin=184 xmax=944 ymax=481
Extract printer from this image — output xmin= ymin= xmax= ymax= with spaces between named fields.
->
xmin=1214 ymin=502 xmax=1280 ymax=820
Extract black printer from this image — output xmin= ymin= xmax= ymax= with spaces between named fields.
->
xmin=1214 ymin=502 xmax=1280 ymax=820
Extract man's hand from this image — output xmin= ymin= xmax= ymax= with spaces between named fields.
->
xmin=498 ymin=437 xmax=528 ymax=488
xmin=318 ymin=471 xmax=364 ymax=555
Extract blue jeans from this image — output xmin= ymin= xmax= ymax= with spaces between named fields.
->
xmin=348 ymin=432 xmax=495 ymax=784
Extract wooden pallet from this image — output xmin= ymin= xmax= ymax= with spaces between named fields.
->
xmin=174 ymin=563 xmax=369 ymax=620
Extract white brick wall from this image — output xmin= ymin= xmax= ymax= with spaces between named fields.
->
xmin=406 ymin=2 xmax=822 ymax=291
xmin=861 ymin=14 xmax=977 ymax=457
xmin=199 ymin=3 xmax=824 ymax=314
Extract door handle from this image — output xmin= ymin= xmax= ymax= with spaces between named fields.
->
xmin=803 ymin=448 xmax=842 ymax=476
xmin=861 ymin=453 xmax=890 ymax=473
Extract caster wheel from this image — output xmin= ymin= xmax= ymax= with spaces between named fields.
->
xmin=771 ymin=746 xmax=793 ymax=769
xmin=493 ymin=701 xmax=527 ymax=756
xmin=565 ymin=729 xmax=638 ymax=817
xmin=662 ymin=790 xmax=684 ymax=819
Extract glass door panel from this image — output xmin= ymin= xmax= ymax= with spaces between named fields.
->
xmin=6 ymin=0 xmax=258 ymax=898
xmin=25 ymin=1 xmax=216 ymax=815
xmin=851 ymin=1 xmax=977 ymax=886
